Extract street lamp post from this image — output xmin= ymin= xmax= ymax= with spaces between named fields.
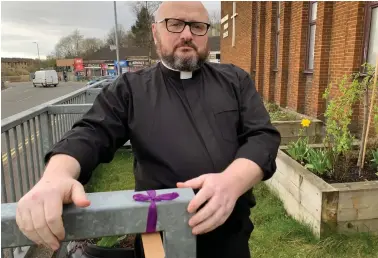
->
xmin=113 ymin=1 xmax=121 ymax=76
xmin=33 ymin=41 xmax=40 ymax=69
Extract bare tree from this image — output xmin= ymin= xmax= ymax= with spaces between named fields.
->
xmin=53 ymin=30 xmax=104 ymax=59
xmin=209 ymin=10 xmax=221 ymax=36
xmin=105 ymin=25 xmax=133 ymax=47
xmin=129 ymin=1 xmax=161 ymax=18
xmin=81 ymin=38 xmax=105 ymax=57
xmin=128 ymin=1 xmax=162 ymax=64
xmin=54 ymin=29 xmax=84 ymax=58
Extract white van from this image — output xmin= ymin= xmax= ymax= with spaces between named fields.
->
xmin=33 ymin=70 xmax=59 ymax=87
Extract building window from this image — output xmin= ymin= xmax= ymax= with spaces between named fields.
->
xmin=275 ymin=1 xmax=280 ymax=70
xmin=306 ymin=1 xmax=317 ymax=71
xmin=363 ymin=1 xmax=378 ymax=67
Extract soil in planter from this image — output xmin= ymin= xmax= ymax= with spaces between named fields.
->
xmin=284 ymin=146 xmax=378 ymax=184
xmin=86 ymin=234 xmax=136 ymax=248
xmin=322 ymin=154 xmax=378 ymax=184
xmin=67 ymin=234 xmax=136 ymax=255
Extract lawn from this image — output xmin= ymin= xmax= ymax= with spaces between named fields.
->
xmin=85 ymin=149 xmax=378 ymax=258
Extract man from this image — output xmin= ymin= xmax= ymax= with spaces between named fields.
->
xmin=15 ymin=2 xmax=281 ymax=258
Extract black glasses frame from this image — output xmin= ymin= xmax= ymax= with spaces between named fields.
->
xmin=155 ymin=18 xmax=211 ymax=36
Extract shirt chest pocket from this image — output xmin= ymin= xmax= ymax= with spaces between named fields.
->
xmin=212 ymin=105 xmax=240 ymax=142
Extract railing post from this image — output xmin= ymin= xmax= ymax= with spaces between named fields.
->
xmin=39 ymin=112 xmax=53 ymax=163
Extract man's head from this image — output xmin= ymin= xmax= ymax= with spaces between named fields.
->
xmin=152 ymin=1 xmax=210 ymax=71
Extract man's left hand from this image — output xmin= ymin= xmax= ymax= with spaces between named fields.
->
xmin=176 ymin=173 xmax=238 ymax=235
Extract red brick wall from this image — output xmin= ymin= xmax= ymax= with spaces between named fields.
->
xmin=275 ymin=2 xmax=291 ymax=107
xmin=220 ymin=1 xmax=254 ymax=75
xmin=308 ymin=1 xmax=334 ymax=119
xmin=255 ymin=2 xmax=266 ymax=93
xmin=327 ymin=1 xmax=366 ymax=132
xmin=262 ymin=1 xmax=277 ymax=101
xmin=220 ymin=1 xmax=373 ymax=133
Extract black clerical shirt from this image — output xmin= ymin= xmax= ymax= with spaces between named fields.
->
xmin=45 ymin=60 xmax=280 ymax=216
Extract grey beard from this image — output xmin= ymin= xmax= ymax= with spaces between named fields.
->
xmin=162 ymin=53 xmax=204 ymax=72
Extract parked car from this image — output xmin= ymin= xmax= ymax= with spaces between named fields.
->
xmin=33 ymin=70 xmax=59 ymax=87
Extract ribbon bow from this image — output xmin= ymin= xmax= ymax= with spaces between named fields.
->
xmin=133 ymin=190 xmax=179 ymax=233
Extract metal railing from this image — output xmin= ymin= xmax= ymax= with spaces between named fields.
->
xmin=1 ymin=79 xmax=194 ymax=257
xmin=1 ymin=81 xmax=104 ymax=257
xmin=2 ymin=188 xmax=196 ymax=258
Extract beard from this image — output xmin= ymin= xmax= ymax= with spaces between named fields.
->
xmin=155 ymin=34 xmax=209 ymax=71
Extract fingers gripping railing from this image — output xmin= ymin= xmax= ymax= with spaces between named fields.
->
xmin=1 ymin=188 xmax=197 ymax=258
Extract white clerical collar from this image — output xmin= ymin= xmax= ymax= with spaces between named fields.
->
xmin=161 ymin=60 xmax=193 ymax=79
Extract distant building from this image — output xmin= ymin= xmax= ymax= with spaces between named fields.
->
xmin=1 ymin=58 xmax=36 ymax=70
xmin=56 ymin=59 xmax=75 ymax=72
xmin=208 ymin=36 xmax=221 ymax=63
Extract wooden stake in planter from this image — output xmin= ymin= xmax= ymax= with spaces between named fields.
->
xmin=142 ymin=233 xmax=165 ymax=258
xmin=360 ymin=55 xmax=378 ymax=171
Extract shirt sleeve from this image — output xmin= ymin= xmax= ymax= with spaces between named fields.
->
xmin=44 ymin=75 xmax=131 ymax=185
xmin=233 ymin=69 xmax=281 ymax=181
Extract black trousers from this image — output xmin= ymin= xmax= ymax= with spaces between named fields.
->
xmin=134 ymin=209 xmax=253 ymax=258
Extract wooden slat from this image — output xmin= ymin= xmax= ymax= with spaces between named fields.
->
xmin=337 ymin=218 xmax=378 ymax=235
xmin=271 ymin=163 xmax=323 ymax=220
xmin=141 ymin=233 xmax=165 ymax=258
xmin=337 ymin=189 xmax=378 ymax=221
xmin=265 ymin=176 xmax=322 ymax=238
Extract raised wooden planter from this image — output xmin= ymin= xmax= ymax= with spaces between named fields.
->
xmin=272 ymin=119 xmax=324 ymax=145
xmin=269 ymin=107 xmax=324 ymax=145
xmin=265 ymin=149 xmax=378 ymax=238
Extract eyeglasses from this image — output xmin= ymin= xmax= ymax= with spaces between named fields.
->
xmin=155 ymin=18 xmax=210 ymax=36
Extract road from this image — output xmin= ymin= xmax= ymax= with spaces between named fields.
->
xmin=2 ymin=81 xmax=86 ymax=152
xmin=2 ymin=81 xmax=86 ymax=119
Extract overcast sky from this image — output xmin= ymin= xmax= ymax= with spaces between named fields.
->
xmin=1 ymin=1 xmax=221 ymax=59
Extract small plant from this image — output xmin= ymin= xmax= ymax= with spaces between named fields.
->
xmin=371 ymin=149 xmax=378 ymax=175
xmin=322 ymin=74 xmax=364 ymax=179
xmin=374 ymin=105 xmax=378 ymax=135
xmin=287 ymin=137 xmax=310 ymax=163
xmin=305 ymin=148 xmax=333 ymax=176
xmin=287 ymin=119 xmax=311 ymax=163
xmin=96 ymin=235 xmax=125 ymax=248
xmin=264 ymin=101 xmax=298 ymax=121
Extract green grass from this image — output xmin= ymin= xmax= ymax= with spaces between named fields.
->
xmin=84 ymin=149 xmax=135 ymax=193
xmin=85 ymin=149 xmax=378 ymax=258
xmin=250 ymin=185 xmax=378 ymax=258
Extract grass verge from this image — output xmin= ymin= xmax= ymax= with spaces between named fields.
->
xmin=85 ymin=149 xmax=378 ymax=258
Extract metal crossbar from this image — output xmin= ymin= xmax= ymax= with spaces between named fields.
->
xmin=47 ymin=104 xmax=93 ymax=114
xmin=1 ymin=188 xmax=197 ymax=258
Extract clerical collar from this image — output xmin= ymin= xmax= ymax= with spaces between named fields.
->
xmin=161 ymin=60 xmax=193 ymax=79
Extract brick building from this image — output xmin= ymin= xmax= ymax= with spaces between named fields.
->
xmin=221 ymin=1 xmax=377 ymax=132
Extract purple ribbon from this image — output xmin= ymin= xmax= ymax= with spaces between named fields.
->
xmin=133 ymin=190 xmax=179 ymax=233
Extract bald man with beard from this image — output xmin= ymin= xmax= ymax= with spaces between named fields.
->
xmin=15 ymin=2 xmax=281 ymax=257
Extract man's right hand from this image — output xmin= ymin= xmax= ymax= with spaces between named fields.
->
xmin=15 ymin=174 xmax=90 ymax=251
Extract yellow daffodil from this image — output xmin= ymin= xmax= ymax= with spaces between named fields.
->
xmin=301 ymin=119 xmax=311 ymax=127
